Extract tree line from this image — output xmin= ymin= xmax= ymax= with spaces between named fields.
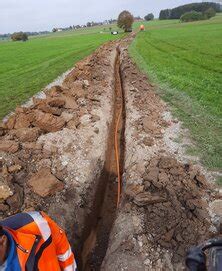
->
xmin=159 ymin=2 xmax=221 ymax=20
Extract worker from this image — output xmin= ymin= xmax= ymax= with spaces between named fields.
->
xmin=0 ymin=211 xmax=77 ymax=270
xmin=140 ymin=24 xmax=145 ymax=31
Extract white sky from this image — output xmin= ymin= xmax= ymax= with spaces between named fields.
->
xmin=0 ymin=0 xmax=202 ymax=33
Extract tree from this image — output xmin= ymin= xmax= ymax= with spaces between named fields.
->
xmin=180 ymin=11 xmax=205 ymax=22
xmin=144 ymin=13 xmax=154 ymax=21
xmin=159 ymin=9 xmax=171 ymax=20
xmin=117 ymin=10 xmax=134 ymax=32
xmin=204 ymin=7 xmax=216 ymax=19
xmin=11 ymin=32 xmax=28 ymax=42
xmin=160 ymin=2 xmax=221 ymax=20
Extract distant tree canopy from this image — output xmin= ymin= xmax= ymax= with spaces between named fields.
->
xmin=159 ymin=9 xmax=171 ymax=20
xmin=204 ymin=7 xmax=216 ymax=19
xmin=11 ymin=32 xmax=28 ymax=42
xmin=144 ymin=13 xmax=154 ymax=21
xmin=159 ymin=2 xmax=221 ymax=20
xmin=117 ymin=10 xmax=134 ymax=32
xmin=180 ymin=11 xmax=205 ymax=22
xmin=180 ymin=7 xmax=217 ymax=22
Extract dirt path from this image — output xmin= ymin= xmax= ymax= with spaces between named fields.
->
xmin=0 ymin=35 xmax=221 ymax=270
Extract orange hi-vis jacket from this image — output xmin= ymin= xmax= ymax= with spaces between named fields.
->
xmin=0 ymin=211 xmax=77 ymax=271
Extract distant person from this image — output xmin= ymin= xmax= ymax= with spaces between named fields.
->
xmin=0 ymin=211 xmax=77 ymax=271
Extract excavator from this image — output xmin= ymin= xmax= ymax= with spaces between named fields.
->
xmin=186 ymin=237 xmax=222 ymax=271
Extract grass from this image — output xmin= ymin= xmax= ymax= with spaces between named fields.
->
xmin=0 ymin=26 xmax=123 ymax=119
xmin=216 ymin=176 xmax=222 ymax=186
xmin=130 ymin=14 xmax=222 ymax=170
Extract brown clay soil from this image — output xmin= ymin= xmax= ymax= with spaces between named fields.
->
xmin=0 ymin=35 xmax=221 ymax=270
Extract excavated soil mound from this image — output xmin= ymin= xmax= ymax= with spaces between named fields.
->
xmin=141 ymin=156 xmax=212 ymax=263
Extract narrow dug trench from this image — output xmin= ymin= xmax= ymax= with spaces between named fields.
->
xmin=79 ymin=48 xmax=126 ymax=271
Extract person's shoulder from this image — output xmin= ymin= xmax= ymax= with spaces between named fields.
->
xmin=0 ymin=212 xmax=34 ymax=230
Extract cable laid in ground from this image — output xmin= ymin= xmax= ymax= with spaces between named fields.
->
xmin=114 ymin=48 xmax=123 ymax=208
xmin=115 ymin=105 xmax=122 ymax=207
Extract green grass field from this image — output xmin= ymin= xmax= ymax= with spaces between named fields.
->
xmin=0 ymin=26 xmax=122 ymax=119
xmin=130 ymin=15 xmax=222 ymax=170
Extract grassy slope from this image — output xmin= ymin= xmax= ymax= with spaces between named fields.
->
xmin=0 ymin=26 xmax=122 ymax=119
xmin=130 ymin=15 xmax=222 ymax=170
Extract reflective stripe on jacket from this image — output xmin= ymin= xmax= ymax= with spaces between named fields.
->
xmin=0 ymin=211 xmax=77 ymax=271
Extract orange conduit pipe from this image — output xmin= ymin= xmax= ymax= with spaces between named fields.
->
xmin=114 ymin=54 xmax=123 ymax=207
xmin=115 ymin=106 xmax=122 ymax=207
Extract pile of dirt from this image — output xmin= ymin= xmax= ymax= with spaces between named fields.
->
xmin=0 ymin=40 xmax=117 ymax=220
xmin=0 ymin=82 xmax=82 ymax=216
xmin=127 ymin=156 xmax=212 ymax=263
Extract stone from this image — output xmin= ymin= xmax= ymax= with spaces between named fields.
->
xmin=136 ymin=163 xmax=146 ymax=175
xmin=28 ymin=168 xmax=64 ymax=197
xmin=145 ymin=168 xmax=159 ymax=183
xmin=0 ymin=203 xmax=9 ymax=213
xmin=6 ymin=184 xmax=23 ymax=213
xmin=144 ymin=181 xmax=151 ymax=190
xmin=36 ymin=159 xmax=52 ymax=169
xmin=13 ymin=127 xmax=41 ymax=142
xmin=159 ymin=172 xmax=169 ymax=184
xmin=143 ymin=137 xmax=154 ymax=147
xmin=8 ymin=165 xmax=22 ymax=173
xmin=82 ymin=80 xmax=89 ymax=88
xmin=195 ymin=174 xmax=207 ymax=186
xmin=14 ymin=113 xmax=31 ymax=129
xmin=48 ymin=98 xmax=65 ymax=108
xmin=91 ymin=114 xmax=100 ymax=122
xmin=77 ymin=98 xmax=87 ymax=107
xmin=48 ymin=86 xmax=63 ymax=97
xmin=0 ymin=140 xmax=19 ymax=153
xmin=6 ymin=115 xmax=16 ymax=129
xmin=94 ymin=128 xmax=99 ymax=134
xmin=75 ymin=88 xmax=85 ymax=98
xmin=14 ymin=171 xmax=27 ymax=186
xmin=0 ymin=184 xmax=13 ymax=202
xmin=66 ymin=119 xmax=79 ymax=129
xmin=61 ymin=112 xmax=74 ymax=122
xmin=164 ymin=229 xmax=175 ymax=242
xmin=133 ymin=192 xmax=166 ymax=207
xmin=125 ymin=184 xmax=144 ymax=199
xmin=32 ymin=110 xmax=65 ymax=132
xmin=210 ymin=200 xmax=222 ymax=217
xmin=15 ymin=107 xmax=27 ymax=114
xmin=159 ymin=157 xmax=178 ymax=169
xmin=22 ymin=142 xmax=42 ymax=150
xmin=142 ymin=117 xmax=156 ymax=133
xmin=1 ymin=166 xmax=8 ymax=176
xmin=61 ymin=95 xmax=78 ymax=110
xmin=35 ymin=100 xmax=62 ymax=116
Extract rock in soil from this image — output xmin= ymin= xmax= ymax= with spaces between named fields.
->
xmin=0 ymin=182 xmax=13 ymax=202
xmin=12 ymin=127 xmax=41 ymax=142
xmin=0 ymin=140 xmax=19 ymax=153
xmin=32 ymin=110 xmax=65 ymax=132
xmin=28 ymin=168 xmax=64 ymax=197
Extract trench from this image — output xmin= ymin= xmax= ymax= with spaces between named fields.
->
xmin=78 ymin=48 xmax=126 ymax=271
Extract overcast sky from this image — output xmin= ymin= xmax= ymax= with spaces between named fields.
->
xmin=1 ymin=0 xmax=203 ymax=33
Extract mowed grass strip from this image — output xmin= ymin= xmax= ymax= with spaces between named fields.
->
xmin=130 ymin=15 xmax=222 ymax=169
xmin=0 ymin=30 xmax=122 ymax=119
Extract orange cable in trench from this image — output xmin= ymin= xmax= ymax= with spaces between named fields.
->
xmin=115 ymin=52 xmax=123 ymax=207
xmin=115 ymin=105 xmax=122 ymax=208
